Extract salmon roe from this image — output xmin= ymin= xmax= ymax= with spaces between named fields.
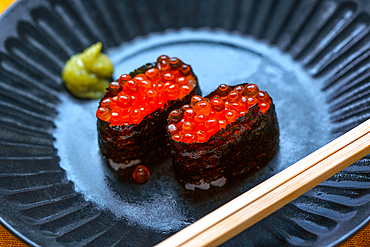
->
xmin=96 ymin=55 xmax=197 ymax=126
xmin=132 ymin=165 xmax=150 ymax=183
xmin=168 ymin=83 xmax=271 ymax=143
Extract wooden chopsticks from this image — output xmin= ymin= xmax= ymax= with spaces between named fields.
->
xmin=156 ymin=118 xmax=370 ymax=247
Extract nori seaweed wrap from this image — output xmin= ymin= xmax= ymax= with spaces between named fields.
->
xmin=97 ymin=55 xmax=201 ymax=171
xmin=166 ymin=83 xmax=279 ymax=190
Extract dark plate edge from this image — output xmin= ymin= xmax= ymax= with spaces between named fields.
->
xmin=0 ymin=217 xmax=39 ymax=247
xmin=0 ymin=1 xmax=39 ymax=246
xmin=331 ymin=216 xmax=370 ymax=247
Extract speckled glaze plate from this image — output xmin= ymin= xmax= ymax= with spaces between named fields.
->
xmin=1 ymin=0 xmax=370 ymax=246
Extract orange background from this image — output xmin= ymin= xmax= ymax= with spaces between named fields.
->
xmin=0 ymin=0 xmax=369 ymax=246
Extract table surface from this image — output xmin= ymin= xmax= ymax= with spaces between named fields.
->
xmin=0 ymin=0 xmax=370 ymax=246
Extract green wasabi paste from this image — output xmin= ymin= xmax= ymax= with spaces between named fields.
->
xmin=62 ymin=42 xmax=113 ymax=99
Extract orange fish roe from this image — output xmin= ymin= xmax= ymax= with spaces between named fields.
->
xmin=168 ymin=83 xmax=271 ymax=143
xmin=96 ymin=55 xmax=197 ymax=126
xmin=132 ymin=165 xmax=150 ymax=183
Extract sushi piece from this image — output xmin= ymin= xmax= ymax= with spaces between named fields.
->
xmin=97 ymin=55 xmax=201 ymax=171
xmin=166 ymin=83 xmax=279 ymax=190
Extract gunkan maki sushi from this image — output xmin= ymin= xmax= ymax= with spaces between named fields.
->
xmin=166 ymin=83 xmax=279 ymax=190
xmin=97 ymin=55 xmax=201 ymax=171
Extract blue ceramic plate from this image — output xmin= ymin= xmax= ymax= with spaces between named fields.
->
xmin=1 ymin=0 xmax=370 ymax=246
